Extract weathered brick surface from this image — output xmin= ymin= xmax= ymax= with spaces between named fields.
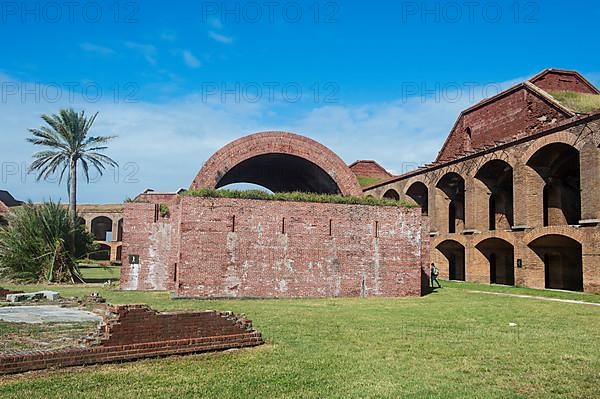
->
xmin=530 ymin=69 xmax=600 ymax=94
xmin=349 ymin=160 xmax=393 ymax=179
xmin=122 ymin=197 xmax=429 ymax=298
xmin=365 ymin=110 xmax=600 ymax=293
xmin=436 ymin=85 xmax=572 ymax=163
xmin=0 ymin=305 xmax=263 ymax=375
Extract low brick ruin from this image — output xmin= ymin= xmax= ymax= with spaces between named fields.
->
xmin=0 ymin=305 xmax=263 ymax=375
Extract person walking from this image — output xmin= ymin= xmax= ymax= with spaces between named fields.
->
xmin=431 ymin=262 xmax=442 ymax=288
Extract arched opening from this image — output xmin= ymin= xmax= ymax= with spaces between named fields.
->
xmin=89 ymin=243 xmax=111 ymax=261
xmin=76 ymin=216 xmax=86 ymax=226
xmin=527 ymin=143 xmax=580 ymax=226
xmin=91 ymin=216 xmax=113 ymax=241
xmin=191 ymin=132 xmax=363 ymax=196
xmin=383 ymin=189 xmax=400 ymax=201
xmin=117 ymin=219 xmax=123 ymax=241
xmin=528 ymin=234 xmax=583 ymax=291
xmin=436 ymin=173 xmax=465 ymax=234
xmin=436 ymin=240 xmax=465 ymax=281
xmin=476 ymin=238 xmax=515 ymax=286
xmin=475 ymin=160 xmax=513 ymax=231
xmin=406 ymin=182 xmax=428 ymax=215
xmin=215 ymin=153 xmax=341 ymax=194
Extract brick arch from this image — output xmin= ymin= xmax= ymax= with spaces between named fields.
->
xmin=472 ymin=230 xmax=516 ymax=247
xmin=190 ymin=131 xmax=362 ymax=196
xmin=402 ymin=176 xmax=429 ymax=195
xmin=382 ymin=188 xmax=400 ymax=200
xmin=524 ymin=226 xmax=584 ymax=245
xmin=520 ymin=131 xmax=582 ymax=163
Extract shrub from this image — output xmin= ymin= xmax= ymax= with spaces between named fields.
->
xmin=0 ymin=201 xmax=96 ymax=283
xmin=159 ymin=203 xmax=170 ymax=218
xmin=184 ymin=188 xmax=414 ymax=207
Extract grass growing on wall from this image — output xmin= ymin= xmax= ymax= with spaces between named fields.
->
xmin=549 ymin=91 xmax=600 ymax=113
xmin=356 ymin=175 xmax=386 ymax=188
xmin=184 ymin=188 xmax=415 ymax=208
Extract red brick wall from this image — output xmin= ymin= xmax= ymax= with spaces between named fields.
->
xmin=0 ymin=288 xmax=23 ymax=298
xmin=349 ymin=161 xmax=393 ymax=179
xmin=122 ymin=196 xmax=429 ymax=298
xmin=99 ymin=305 xmax=254 ymax=345
xmin=437 ymin=87 xmax=571 ymax=162
xmin=0 ymin=305 xmax=263 ymax=375
xmin=531 ymin=71 xmax=599 ymax=94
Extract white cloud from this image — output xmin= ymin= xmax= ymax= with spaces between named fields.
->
xmin=124 ymin=41 xmax=157 ymax=65
xmin=208 ymin=31 xmax=234 ymax=44
xmin=0 ymin=73 xmax=554 ymax=203
xmin=80 ymin=42 xmax=115 ymax=56
xmin=182 ymin=50 xmax=201 ymax=68
xmin=206 ymin=17 xmax=223 ymax=30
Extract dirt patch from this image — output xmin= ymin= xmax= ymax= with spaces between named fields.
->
xmin=0 ymin=320 xmax=99 ymax=353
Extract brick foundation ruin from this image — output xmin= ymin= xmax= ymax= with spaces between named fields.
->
xmin=0 ymin=305 xmax=263 ymax=375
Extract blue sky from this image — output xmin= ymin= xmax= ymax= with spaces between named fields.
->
xmin=1 ymin=0 xmax=599 ymax=202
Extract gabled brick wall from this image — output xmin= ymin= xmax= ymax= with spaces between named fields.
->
xmin=530 ymin=70 xmax=600 ymax=94
xmin=436 ymin=86 xmax=572 ymax=162
xmin=349 ymin=160 xmax=393 ymax=179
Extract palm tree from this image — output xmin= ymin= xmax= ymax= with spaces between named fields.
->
xmin=27 ymin=108 xmax=118 ymax=226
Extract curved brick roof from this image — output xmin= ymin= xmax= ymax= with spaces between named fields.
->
xmin=191 ymin=131 xmax=363 ymax=196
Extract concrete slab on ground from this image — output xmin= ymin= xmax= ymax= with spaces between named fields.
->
xmin=0 ymin=305 xmax=101 ymax=323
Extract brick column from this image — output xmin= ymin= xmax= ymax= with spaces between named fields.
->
xmin=464 ymin=176 xmax=488 ymax=232
xmin=109 ymin=242 xmax=118 ymax=263
xmin=112 ymin=218 xmax=119 ymax=242
xmin=517 ymin=240 xmax=545 ymax=289
xmin=582 ymin=231 xmax=600 ymax=293
xmin=427 ymin=182 xmax=438 ymax=233
xmin=580 ymin=142 xmax=600 ymax=222
xmin=432 ymin=187 xmax=449 ymax=234
xmin=513 ymin=162 xmax=544 ymax=228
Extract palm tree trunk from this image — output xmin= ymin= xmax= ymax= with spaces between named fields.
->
xmin=69 ymin=158 xmax=77 ymax=226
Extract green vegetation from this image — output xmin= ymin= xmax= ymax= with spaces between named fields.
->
xmin=443 ymin=280 xmax=600 ymax=303
xmin=185 ymin=188 xmax=413 ymax=207
xmin=0 ymin=202 xmax=96 ymax=283
xmin=27 ymin=108 xmax=118 ymax=226
xmin=0 ymin=281 xmax=599 ymax=398
xmin=78 ymin=265 xmax=120 ymax=283
xmin=549 ymin=91 xmax=600 ymax=113
xmin=356 ymin=175 xmax=386 ymax=187
xmin=159 ymin=203 xmax=170 ymax=218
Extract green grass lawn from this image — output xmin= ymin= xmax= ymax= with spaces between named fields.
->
xmin=78 ymin=265 xmax=120 ymax=283
xmin=0 ymin=281 xmax=599 ymax=398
